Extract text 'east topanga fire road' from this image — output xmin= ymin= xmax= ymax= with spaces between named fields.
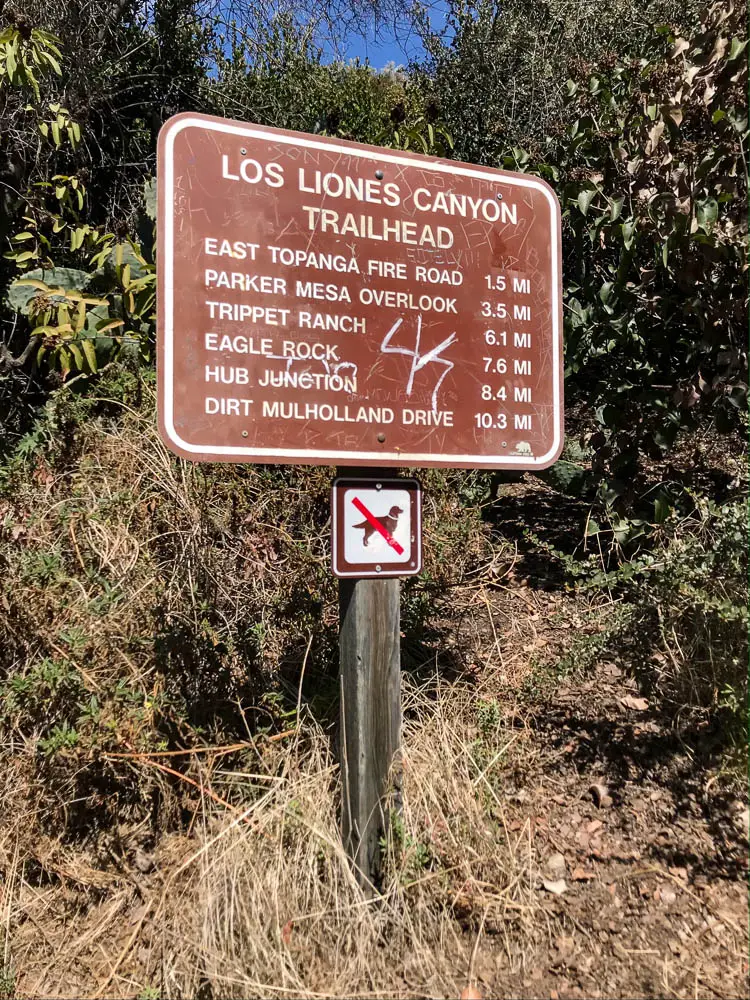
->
xmin=157 ymin=113 xmax=564 ymax=469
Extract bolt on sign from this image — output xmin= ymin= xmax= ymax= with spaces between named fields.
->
xmin=157 ymin=113 xmax=563 ymax=469
xmin=332 ymin=477 xmax=422 ymax=578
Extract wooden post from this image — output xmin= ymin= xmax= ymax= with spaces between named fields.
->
xmin=337 ymin=468 xmax=402 ymax=892
xmin=339 ymin=575 xmax=401 ymax=891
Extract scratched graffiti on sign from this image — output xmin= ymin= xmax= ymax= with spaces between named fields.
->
xmin=157 ymin=113 xmax=564 ymax=469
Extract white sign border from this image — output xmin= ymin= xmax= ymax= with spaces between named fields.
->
xmin=160 ymin=114 xmax=563 ymax=468
xmin=332 ymin=477 xmax=422 ymax=579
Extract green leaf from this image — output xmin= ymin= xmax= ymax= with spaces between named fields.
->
xmin=696 ymin=197 xmax=719 ymax=232
xmin=143 ymin=178 xmax=157 ymax=221
xmin=610 ymin=196 xmax=625 ymax=222
xmin=6 ymin=41 xmax=17 ymax=78
xmin=43 ymin=50 xmax=61 ymax=74
xmin=653 ymin=496 xmax=670 ymax=524
xmin=82 ymin=339 xmax=98 ymax=372
xmin=728 ymin=37 xmax=747 ymax=62
xmin=613 ymin=520 xmax=631 ymax=544
xmin=622 ymin=219 xmax=636 ymax=249
xmin=577 ymin=188 xmax=597 ymax=216
xmin=95 ymin=318 xmax=125 ymax=334
xmin=586 ymin=519 xmax=601 ymax=536
xmin=98 ymin=243 xmax=151 ymax=283
xmin=68 ymin=342 xmax=83 ymax=369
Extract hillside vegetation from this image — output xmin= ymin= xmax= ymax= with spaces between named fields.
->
xmin=0 ymin=1 xmax=747 ymax=997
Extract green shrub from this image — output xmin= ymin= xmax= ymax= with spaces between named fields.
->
xmin=529 ymin=492 xmax=748 ymax=763
xmin=633 ymin=496 xmax=748 ymax=745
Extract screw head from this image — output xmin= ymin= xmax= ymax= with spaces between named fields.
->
xmin=240 ymin=147 xmax=247 ymax=154
xmin=375 ymin=169 xmax=384 ymax=180
xmin=377 ymin=432 xmax=386 ymax=443
xmin=375 ymin=565 xmax=382 ymax=572
xmin=376 ymin=482 xmax=382 ymax=490
xmin=496 ymin=191 xmax=503 ymax=200
xmin=242 ymin=430 xmax=249 ymax=438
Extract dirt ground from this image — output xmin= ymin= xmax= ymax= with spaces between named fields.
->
xmin=471 ymin=657 xmax=749 ymax=999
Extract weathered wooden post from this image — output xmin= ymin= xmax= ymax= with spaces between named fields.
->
xmin=338 ymin=573 xmax=401 ymax=890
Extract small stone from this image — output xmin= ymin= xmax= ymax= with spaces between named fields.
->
xmin=620 ymin=694 xmax=649 ymax=711
xmin=543 ymin=878 xmax=568 ymax=895
xmin=590 ymin=783 xmax=613 ymax=809
xmin=546 ymin=852 xmax=567 ymax=879
xmin=661 ymin=887 xmax=677 ymax=905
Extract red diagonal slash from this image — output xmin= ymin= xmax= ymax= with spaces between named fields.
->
xmin=351 ymin=496 xmax=405 ymax=555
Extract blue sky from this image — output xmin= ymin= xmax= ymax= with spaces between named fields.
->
xmin=320 ymin=0 xmax=451 ymax=69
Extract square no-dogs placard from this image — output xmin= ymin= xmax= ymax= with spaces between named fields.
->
xmin=332 ymin=477 xmax=422 ymax=578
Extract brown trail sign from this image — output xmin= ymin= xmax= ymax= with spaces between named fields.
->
xmin=156 ymin=113 xmax=564 ymax=890
xmin=157 ymin=112 xmax=563 ymax=471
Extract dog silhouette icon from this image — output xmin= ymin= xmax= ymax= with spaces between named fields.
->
xmin=353 ymin=505 xmax=403 ymax=547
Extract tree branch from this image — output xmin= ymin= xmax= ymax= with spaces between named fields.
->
xmin=0 ymin=334 xmax=40 ymax=372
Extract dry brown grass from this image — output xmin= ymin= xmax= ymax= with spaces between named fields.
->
xmin=1 ymin=675 xmax=556 ymax=999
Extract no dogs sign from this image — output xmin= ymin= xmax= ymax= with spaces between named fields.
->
xmin=332 ymin=478 xmax=422 ymax=578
